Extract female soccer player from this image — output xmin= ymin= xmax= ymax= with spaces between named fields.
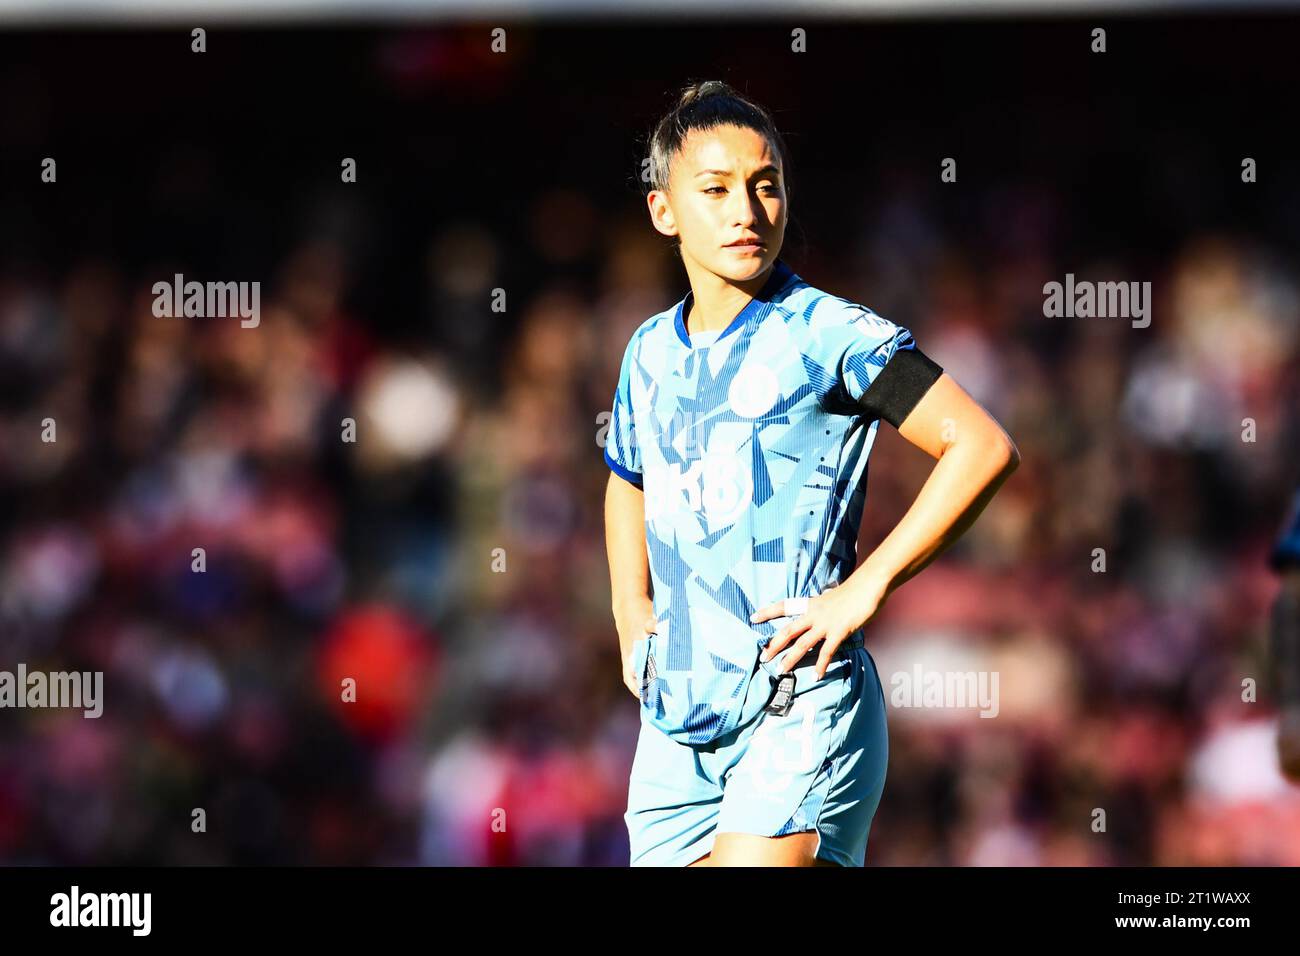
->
xmin=603 ymin=80 xmax=1020 ymax=867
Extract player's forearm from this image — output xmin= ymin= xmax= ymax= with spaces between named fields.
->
xmin=604 ymin=472 xmax=653 ymax=618
xmin=850 ymin=430 xmax=1018 ymax=602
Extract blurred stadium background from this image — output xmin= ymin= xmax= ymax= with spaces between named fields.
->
xmin=1 ymin=5 xmax=1299 ymax=865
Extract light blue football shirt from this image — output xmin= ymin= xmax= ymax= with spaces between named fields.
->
xmin=604 ymin=257 xmax=917 ymax=744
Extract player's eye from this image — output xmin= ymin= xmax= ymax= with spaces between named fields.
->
xmin=703 ymin=183 xmax=779 ymax=196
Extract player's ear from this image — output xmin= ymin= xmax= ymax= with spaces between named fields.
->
xmin=647 ymin=190 xmax=679 ymax=238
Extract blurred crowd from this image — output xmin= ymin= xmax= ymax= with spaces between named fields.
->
xmin=2 ymin=32 xmax=1300 ymax=867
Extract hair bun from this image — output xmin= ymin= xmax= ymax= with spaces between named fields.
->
xmin=679 ymin=79 xmax=734 ymax=110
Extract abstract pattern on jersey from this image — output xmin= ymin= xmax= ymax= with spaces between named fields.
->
xmin=605 ymin=258 xmax=916 ymax=745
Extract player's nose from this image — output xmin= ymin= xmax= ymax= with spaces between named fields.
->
xmin=729 ymin=190 xmax=761 ymax=225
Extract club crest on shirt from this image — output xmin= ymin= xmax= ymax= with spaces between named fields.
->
xmin=728 ymin=363 xmax=780 ymax=418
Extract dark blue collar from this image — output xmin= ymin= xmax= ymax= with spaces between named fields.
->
xmin=673 ymin=258 xmax=796 ymax=349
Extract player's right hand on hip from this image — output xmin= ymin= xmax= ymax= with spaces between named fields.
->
xmin=622 ymin=613 xmax=657 ymax=699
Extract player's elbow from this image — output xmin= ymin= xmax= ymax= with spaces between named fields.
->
xmin=980 ymin=428 xmax=1020 ymax=481
xmin=999 ymin=434 xmax=1021 ymax=475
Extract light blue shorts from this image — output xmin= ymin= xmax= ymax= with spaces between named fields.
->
xmin=625 ymin=639 xmax=889 ymax=867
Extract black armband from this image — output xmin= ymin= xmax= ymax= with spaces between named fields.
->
xmin=855 ymin=347 xmax=944 ymax=427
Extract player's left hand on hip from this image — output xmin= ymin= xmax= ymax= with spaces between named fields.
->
xmin=750 ymin=579 xmax=886 ymax=680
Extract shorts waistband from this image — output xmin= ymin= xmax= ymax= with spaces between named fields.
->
xmin=767 ymin=632 xmax=864 ymax=671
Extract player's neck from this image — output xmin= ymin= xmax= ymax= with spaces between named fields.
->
xmin=683 ymin=261 xmax=772 ymax=335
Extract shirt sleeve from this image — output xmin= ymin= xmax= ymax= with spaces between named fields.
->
xmin=803 ymin=304 xmax=928 ymax=418
xmin=603 ymin=333 xmax=644 ymax=488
